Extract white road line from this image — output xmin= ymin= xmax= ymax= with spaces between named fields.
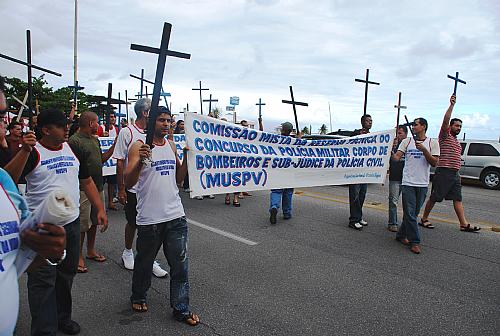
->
xmin=187 ymin=219 xmax=259 ymax=246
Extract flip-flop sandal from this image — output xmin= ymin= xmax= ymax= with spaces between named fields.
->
xmin=131 ymin=302 xmax=148 ymax=313
xmin=175 ymin=312 xmax=200 ymax=326
xmin=77 ymin=265 xmax=88 ymax=273
xmin=86 ymin=254 xmax=107 ymax=262
xmin=233 ymin=201 xmax=241 ymax=207
xmin=225 ymin=196 xmax=231 ymax=205
xmin=418 ymin=219 xmax=435 ymax=229
xmin=460 ymin=224 xmax=481 ymax=233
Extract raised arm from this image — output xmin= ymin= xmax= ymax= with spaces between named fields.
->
xmin=441 ymin=95 xmax=456 ymax=133
xmin=4 ymin=131 xmax=36 ymax=183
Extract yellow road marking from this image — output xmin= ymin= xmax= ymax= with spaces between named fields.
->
xmin=295 ymin=189 xmax=498 ymax=231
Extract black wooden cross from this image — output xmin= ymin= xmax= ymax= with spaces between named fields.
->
xmin=355 ymin=68 xmax=380 ymax=116
xmin=447 ymin=72 xmax=466 ymax=95
xmin=393 ymin=92 xmax=407 ymax=128
xmin=203 ymin=94 xmax=218 ymax=116
xmin=106 ymin=83 xmax=113 ymax=131
xmin=192 ymin=81 xmax=209 ymax=115
xmin=282 ymin=86 xmax=308 ymax=133
xmin=125 ymin=90 xmax=129 ymax=121
xmin=256 ymin=98 xmax=266 ymax=119
xmin=67 ymin=80 xmax=84 ymax=111
xmin=130 ymin=22 xmax=190 ymax=146
xmin=0 ymin=30 xmax=62 ymax=128
xmin=130 ymin=72 xmax=171 ymax=105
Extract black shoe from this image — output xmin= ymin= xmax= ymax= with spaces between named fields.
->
xmin=270 ymin=208 xmax=277 ymax=225
xmin=283 ymin=214 xmax=292 ymax=220
xmin=58 ymin=320 xmax=81 ymax=335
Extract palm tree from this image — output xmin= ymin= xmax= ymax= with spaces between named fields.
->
xmin=319 ymin=124 xmax=328 ymax=134
xmin=301 ymin=126 xmax=310 ymax=135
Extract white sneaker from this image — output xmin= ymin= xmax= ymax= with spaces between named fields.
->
xmin=208 ymin=194 xmax=215 ymax=199
xmin=195 ymin=196 xmax=203 ymax=200
xmin=184 ymin=188 xmax=190 ymax=193
xmin=122 ymin=249 xmax=134 ymax=270
xmin=113 ymin=197 xmax=119 ymax=203
xmin=359 ymin=219 xmax=368 ymax=226
xmin=152 ymin=261 xmax=168 ymax=278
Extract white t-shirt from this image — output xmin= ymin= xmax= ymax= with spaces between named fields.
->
xmin=136 ymin=140 xmax=185 ymax=225
xmin=398 ymin=137 xmax=440 ymax=187
xmin=113 ymin=124 xmax=146 ymax=193
xmin=25 ymin=143 xmax=80 ymax=219
xmin=0 ymin=170 xmax=25 ymax=336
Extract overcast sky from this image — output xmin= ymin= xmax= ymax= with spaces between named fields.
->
xmin=1 ymin=0 xmax=499 ymax=139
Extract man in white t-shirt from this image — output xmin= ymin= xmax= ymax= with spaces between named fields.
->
xmin=124 ymin=108 xmax=199 ymax=326
xmin=0 ymin=80 xmax=66 ymax=336
xmin=113 ymin=98 xmax=168 ymax=277
xmin=392 ymin=117 xmax=439 ymax=254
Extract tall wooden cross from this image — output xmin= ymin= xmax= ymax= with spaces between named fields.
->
xmin=256 ymin=98 xmax=265 ymax=119
xmin=130 ymin=72 xmax=171 ymax=105
xmin=67 ymin=80 xmax=85 ymax=111
xmin=0 ymin=30 xmax=62 ymax=128
xmin=355 ymin=68 xmax=380 ymax=116
xmin=203 ymin=94 xmax=218 ymax=116
xmin=282 ymin=86 xmax=308 ymax=133
xmin=105 ymin=83 xmax=113 ymax=131
xmin=192 ymin=81 xmax=209 ymax=115
xmin=447 ymin=72 xmax=466 ymax=95
xmin=393 ymin=92 xmax=407 ymax=128
xmin=130 ymin=22 xmax=191 ymax=146
xmin=125 ymin=90 xmax=129 ymax=122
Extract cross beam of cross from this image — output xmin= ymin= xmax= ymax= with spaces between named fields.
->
xmin=131 ymin=22 xmax=190 ymax=146
xmin=282 ymin=86 xmax=308 ymax=133
xmin=203 ymin=94 xmax=218 ymax=116
xmin=447 ymin=72 xmax=466 ymax=96
xmin=192 ymin=81 xmax=209 ymax=115
xmin=355 ymin=68 xmax=380 ymax=116
xmin=393 ymin=91 xmax=407 ymax=128
xmin=256 ymin=98 xmax=266 ymax=119
xmin=0 ymin=30 xmax=62 ymax=128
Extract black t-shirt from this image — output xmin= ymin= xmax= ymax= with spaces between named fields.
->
xmin=389 ymin=141 xmax=405 ymax=182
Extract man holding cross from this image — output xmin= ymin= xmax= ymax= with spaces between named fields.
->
xmin=348 ymin=114 xmax=372 ymax=230
xmin=420 ymin=95 xmax=480 ymax=232
xmin=124 ymin=107 xmax=199 ymax=326
xmin=392 ymin=117 xmax=440 ymax=254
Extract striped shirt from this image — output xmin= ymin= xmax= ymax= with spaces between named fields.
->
xmin=437 ymin=128 xmax=461 ymax=170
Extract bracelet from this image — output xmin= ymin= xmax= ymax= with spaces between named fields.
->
xmin=45 ymin=249 xmax=66 ymax=266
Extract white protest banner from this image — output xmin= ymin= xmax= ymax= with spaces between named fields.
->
xmin=173 ymin=134 xmax=186 ymax=161
xmin=98 ymin=137 xmax=116 ymax=176
xmin=184 ymin=113 xmax=394 ymax=198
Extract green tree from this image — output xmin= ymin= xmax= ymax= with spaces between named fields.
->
xmin=301 ymin=126 xmax=310 ymax=135
xmin=210 ymin=107 xmax=221 ymax=119
xmin=319 ymin=124 xmax=328 ymax=134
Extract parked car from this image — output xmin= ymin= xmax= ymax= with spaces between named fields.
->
xmin=432 ymin=140 xmax=500 ymax=190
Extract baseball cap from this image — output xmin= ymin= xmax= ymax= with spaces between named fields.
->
xmin=281 ymin=122 xmax=293 ymax=132
xmin=37 ymin=109 xmax=71 ymax=128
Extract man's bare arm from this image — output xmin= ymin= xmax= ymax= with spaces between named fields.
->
xmin=441 ymin=95 xmax=456 ymax=133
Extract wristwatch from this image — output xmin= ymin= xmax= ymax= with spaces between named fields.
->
xmin=45 ymin=249 xmax=66 ymax=266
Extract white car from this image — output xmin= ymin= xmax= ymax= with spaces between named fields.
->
xmin=434 ymin=140 xmax=500 ymax=190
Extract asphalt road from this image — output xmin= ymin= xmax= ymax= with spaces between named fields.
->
xmin=16 ymin=182 xmax=500 ymax=336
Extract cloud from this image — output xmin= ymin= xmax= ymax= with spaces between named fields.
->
xmin=461 ymin=113 xmax=491 ymax=128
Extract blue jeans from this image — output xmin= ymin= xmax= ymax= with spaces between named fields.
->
xmin=131 ymin=217 xmax=190 ymax=316
xmin=397 ymin=185 xmax=428 ymax=245
xmin=349 ymin=184 xmax=367 ymax=224
xmin=388 ymin=181 xmax=402 ymax=226
xmin=270 ymin=188 xmax=293 ymax=217
xmin=27 ymin=218 xmax=80 ymax=336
